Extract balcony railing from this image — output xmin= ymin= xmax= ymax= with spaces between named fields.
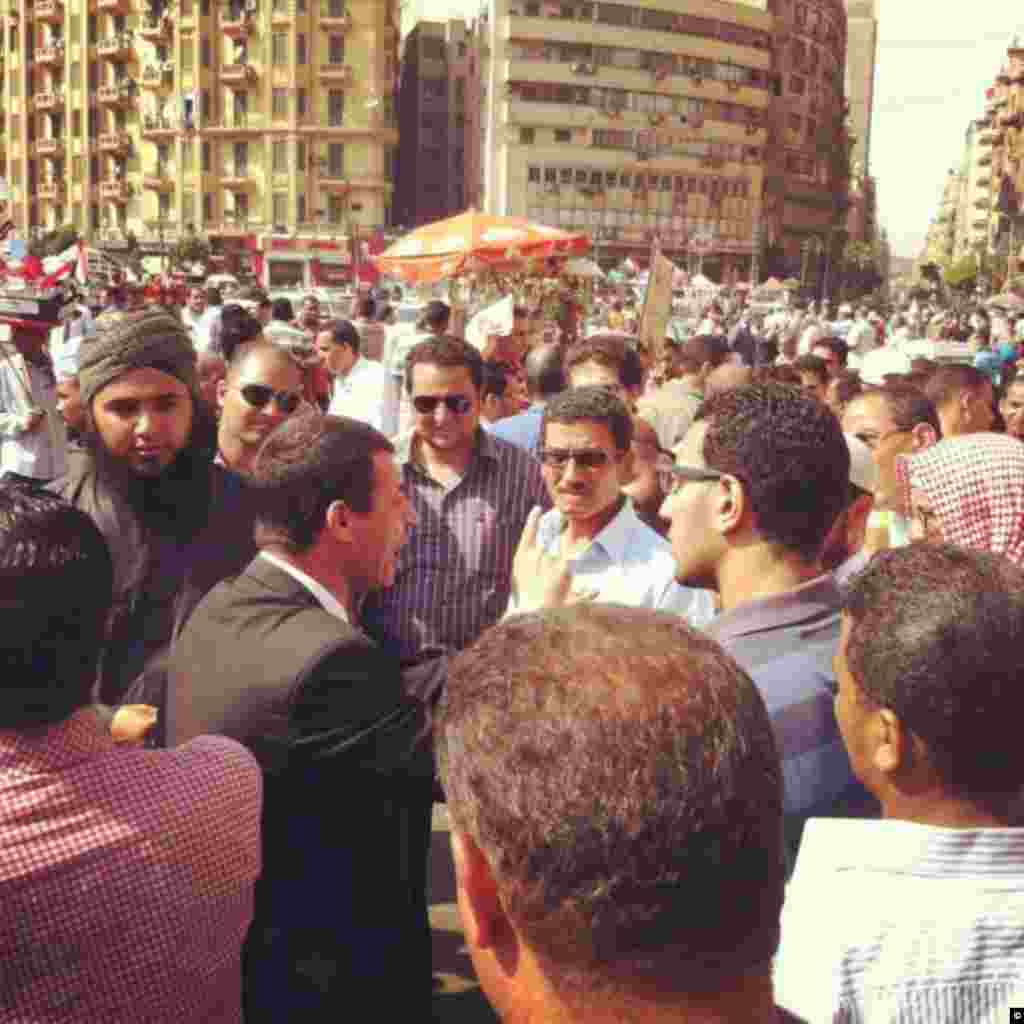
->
xmin=99 ymin=131 xmax=131 ymax=153
xmin=38 ymin=180 xmax=66 ymax=200
xmin=221 ymin=62 xmax=257 ymax=84
xmin=318 ymin=62 xmax=353 ymax=84
xmin=35 ymin=44 xmax=65 ymax=65
xmin=142 ymin=113 xmax=178 ymax=133
xmin=35 ymin=137 xmax=63 ymax=154
xmin=320 ymin=2 xmax=349 ymax=27
xmin=97 ymin=81 xmax=135 ymax=105
xmin=34 ymin=91 xmax=63 ymax=109
xmin=97 ymin=33 xmax=134 ymax=60
xmin=99 ymin=179 xmax=132 ymax=201
xmin=34 ymin=0 xmax=62 ymax=21
xmin=139 ymin=13 xmax=170 ymax=41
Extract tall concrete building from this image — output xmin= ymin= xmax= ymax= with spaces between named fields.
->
xmin=0 ymin=0 xmax=400 ymax=285
xmin=843 ymin=0 xmax=877 ymax=176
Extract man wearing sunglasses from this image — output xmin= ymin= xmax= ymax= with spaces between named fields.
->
xmin=661 ymin=383 xmax=877 ymax=865
xmin=509 ymin=387 xmax=714 ymax=624
xmin=216 ymin=340 xmax=306 ymax=478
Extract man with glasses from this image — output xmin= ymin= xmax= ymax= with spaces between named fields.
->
xmin=661 ymin=383 xmax=877 ymax=864
xmin=317 ymin=319 xmax=398 ymax=436
xmin=216 ymin=339 xmax=306 ymax=477
xmin=509 ymin=387 xmax=713 ymax=622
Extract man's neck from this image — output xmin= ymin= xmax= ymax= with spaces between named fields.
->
xmin=881 ymin=788 xmax=1013 ymax=829
xmin=716 ymin=544 xmax=821 ymax=612
xmin=262 ymin=544 xmax=358 ymax=621
xmin=415 ymin=430 xmax=476 ymax=479
xmin=218 ymin=434 xmax=257 ymax=478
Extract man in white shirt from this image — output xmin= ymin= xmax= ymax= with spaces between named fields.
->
xmin=509 ymin=386 xmax=715 ymax=626
xmin=775 ymin=544 xmax=1024 ymax=1023
xmin=316 ymin=319 xmax=398 ymax=437
xmin=846 ymin=307 xmax=877 ymax=360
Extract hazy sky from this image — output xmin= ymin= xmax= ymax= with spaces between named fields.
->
xmin=873 ymin=2 xmax=1020 ymax=258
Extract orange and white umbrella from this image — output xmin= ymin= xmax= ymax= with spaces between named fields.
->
xmin=374 ymin=209 xmax=590 ymax=284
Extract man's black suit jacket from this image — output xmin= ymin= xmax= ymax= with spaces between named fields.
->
xmin=167 ymin=555 xmax=440 ymax=1022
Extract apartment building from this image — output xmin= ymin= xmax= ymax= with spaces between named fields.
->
xmin=0 ymin=0 xmax=399 ymax=284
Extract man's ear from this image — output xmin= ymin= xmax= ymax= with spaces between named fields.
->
xmin=872 ymin=707 xmax=903 ymax=777
xmin=451 ymin=831 xmax=506 ymax=952
xmin=910 ymin=422 xmax=938 ymax=451
xmin=216 ymin=377 xmax=228 ymax=411
xmin=714 ymin=474 xmax=747 ymax=537
xmin=617 ymin=446 xmax=635 ymax=487
xmin=325 ymin=499 xmax=354 ymax=544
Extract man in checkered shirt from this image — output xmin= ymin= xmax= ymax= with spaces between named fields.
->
xmin=0 ymin=485 xmax=262 ymax=1022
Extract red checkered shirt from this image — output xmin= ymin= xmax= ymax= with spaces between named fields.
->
xmin=0 ymin=709 xmax=262 ymax=1022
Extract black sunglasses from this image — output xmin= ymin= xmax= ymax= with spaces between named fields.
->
xmin=239 ymin=384 xmax=303 ymax=414
xmin=658 ymin=463 xmax=725 ymax=494
xmin=412 ymin=394 xmax=473 ymax=415
xmin=538 ymin=447 xmax=614 ymax=471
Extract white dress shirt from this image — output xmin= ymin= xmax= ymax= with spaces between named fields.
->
xmin=507 ymin=498 xmax=716 ymax=627
xmin=327 ymin=356 xmax=399 ymax=437
xmin=259 ymin=550 xmax=350 ymax=624
xmin=775 ymin=817 xmax=1024 ymax=1023
xmin=0 ymin=347 xmax=66 ymax=480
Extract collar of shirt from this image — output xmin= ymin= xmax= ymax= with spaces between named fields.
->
xmin=540 ymin=497 xmax=639 ymax=566
xmin=707 ymin=574 xmax=841 ymax=644
xmin=794 ymin=816 xmax=1024 ymax=880
xmin=0 ymin=708 xmax=114 ymax=777
xmin=259 ymin=550 xmax=350 ymax=624
xmin=394 ymin=425 xmax=501 ymax=480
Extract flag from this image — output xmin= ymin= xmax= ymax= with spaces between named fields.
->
xmin=38 ymin=242 xmax=82 ymax=289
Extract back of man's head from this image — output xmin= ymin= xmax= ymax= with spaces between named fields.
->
xmin=697 ymin=383 xmax=849 ymax=560
xmin=678 ymin=334 xmax=730 ymax=376
xmin=923 ymin=364 xmax=989 ymax=411
xmin=843 ymin=544 xmax=1024 ymax=811
xmin=0 ymin=487 xmax=113 ymax=729
xmin=524 ymin=341 xmax=566 ymax=400
xmin=271 ymin=297 xmax=294 ymax=323
xmin=564 ymin=334 xmax=645 ymax=393
xmin=438 ymin=605 xmax=784 ymax=1006
xmin=250 ymin=408 xmax=392 ymax=553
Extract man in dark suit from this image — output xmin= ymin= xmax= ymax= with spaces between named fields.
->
xmin=166 ymin=409 xmax=441 ymax=1023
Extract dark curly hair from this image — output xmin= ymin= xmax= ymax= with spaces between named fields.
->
xmin=405 ymin=334 xmax=484 ymax=394
xmin=541 ymin=385 xmax=634 ymax=453
xmin=696 ymin=383 xmax=849 ymax=559
xmin=564 ymin=334 xmax=645 ymax=393
xmin=843 ymin=544 xmax=1024 ymax=805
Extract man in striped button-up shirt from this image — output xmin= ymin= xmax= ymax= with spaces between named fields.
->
xmin=362 ymin=335 xmax=547 ymax=663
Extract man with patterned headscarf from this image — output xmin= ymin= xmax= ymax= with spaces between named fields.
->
xmin=50 ymin=307 xmax=257 ymax=707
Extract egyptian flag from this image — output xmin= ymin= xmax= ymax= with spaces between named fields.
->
xmin=38 ymin=242 xmax=85 ymax=289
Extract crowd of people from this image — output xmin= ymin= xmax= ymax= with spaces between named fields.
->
xmin=3 ymin=273 xmax=1024 ymax=1024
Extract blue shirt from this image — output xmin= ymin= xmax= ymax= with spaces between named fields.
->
xmin=487 ymin=402 xmax=545 ymax=456
xmin=974 ymin=347 xmax=1003 ymax=383
xmin=706 ymin=575 xmax=877 ymax=865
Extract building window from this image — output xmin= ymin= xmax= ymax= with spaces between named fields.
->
xmin=328 ymin=34 xmax=344 ymax=65
xmin=200 ymin=0 xmax=209 ymax=14
xmin=182 ymin=137 xmax=194 ymax=167
xmin=202 ymin=89 xmax=211 ymax=120
xmin=272 ymin=88 xmax=288 ymax=118
xmin=328 ymin=90 xmax=344 ymax=126
xmin=297 ymin=193 xmax=306 ymax=221
xmin=327 ymin=141 xmax=344 ymax=177
xmin=272 ymin=192 xmax=287 ymax=224
xmin=72 ymin=109 xmax=81 ymax=137
xmin=272 ymin=32 xmax=287 ymax=66
xmin=554 ymin=128 xmax=571 ymax=143
xmin=297 ymin=88 xmax=307 ymax=117
xmin=272 ymin=139 xmax=287 ymax=172
xmin=234 ymin=192 xmax=249 ymax=221
xmin=89 ymin=155 xmax=99 ymax=181
xmin=233 ymin=140 xmax=248 ymax=175
xmin=327 ymin=194 xmax=343 ymax=224
xmin=181 ymin=37 xmax=194 ymax=71
xmin=90 ymin=202 xmax=99 ymax=229
xmin=520 ymin=126 xmax=535 ymax=144
xmin=296 ymin=33 xmax=306 ymax=65
xmin=296 ymin=139 xmax=306 ymax=170
xmin=527 ymin=165 xmax=540 ymax=184
xmin=201 ymin=36 xmax=210 ymax=67
xmin=202 ymin=140 xmax=211 ymax=172
xmin=182 ymin=191 xmax=195 ymax=222
xmin=203 ymin=192 xmax=213 ymax=220
xmin=88 ymin=63 xmax=98 ymax=89
xmin=88 ymin=14 xmax=97 ymax=43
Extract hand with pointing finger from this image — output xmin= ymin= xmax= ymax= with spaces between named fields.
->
xmin=510 ymin=507 xmax=597 ymax=614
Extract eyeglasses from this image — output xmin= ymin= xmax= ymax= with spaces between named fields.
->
xmin=412 ymin=394 xmax=474 ymax=415
xmin=538 ymin=447 xmax=614 ymax=471
xmin=239 ymin=384 xmax=303 ymax=414
xmin=853 ymin=428 xmax=910 ymax=451
xmin=657 ymin=462 xmax=725 ymax=495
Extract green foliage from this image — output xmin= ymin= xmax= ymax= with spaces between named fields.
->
xmin=27 ymin=225 xmax=79 ymax=259
xmin=944 ymin=252 xmax=978 ymax=291
xmin=168 ymin=232 xmax=211 ymax=270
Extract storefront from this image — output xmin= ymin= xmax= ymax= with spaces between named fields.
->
xmin=258 ymin=235 xmax=353 ymax=290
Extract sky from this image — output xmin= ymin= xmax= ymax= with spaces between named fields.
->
xmin=873 ymin=2 xmax=1021 ymax=258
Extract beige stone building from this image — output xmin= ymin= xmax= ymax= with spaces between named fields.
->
xmin=0 ymin=0 xmax=399 ymax=283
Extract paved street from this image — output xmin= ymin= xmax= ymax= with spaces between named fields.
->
xmin=430 ymin=804 xmax=498 ymax=1024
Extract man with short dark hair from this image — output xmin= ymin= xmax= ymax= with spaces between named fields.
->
xmin=922 ymin=363 xmax=995 ymax=437
xmin=793 ymin=353 xmax=829 ymax=403
xmin=663 ymin=383 xmax=876 ymax=860
xmin=363 ymin=335 xmax=546 ymax=660
xmin=510 ymin=386 xmax=713 ymax=621
xmin=1000 ymin=372 xmax=1024 ymax=440
xmin=775 ymin=544 xmax=1024 ymax=1022
xmin=479 ymin=362 xmax=517 ymax=426
xmin=438 ymin=605 xmax=789 ymax=1023
xmin=564 ymin=332 xmax=646 ymax=409
xmin=168 ymin=410 xmax=440 ymax=1023
xmin=317 ymin=319 xmax=398 ymax=435
xmin=488 ymin=340 xmax=566 ymax=454
xmin=812 ymin=336 xmax=848 ymax=378
xmin=0 ymin=487 xmax=261 ymax=1022
xmin=216 ymin=339 xmax=306 ymax=477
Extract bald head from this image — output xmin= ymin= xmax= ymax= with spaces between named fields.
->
xmin=226 ymin=339 xmax=303 ymax=386
xmin=525 ymin=342 xmax=566 ymax=401
xmin=705 ymin=362 xmax=753 ymax=398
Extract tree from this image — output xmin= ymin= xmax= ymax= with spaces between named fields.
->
xmin=944 ymin=252 xmax=979 ymax=292
xmin=169 ymin=231 xmax=210 ymax=272
xmin=27 ymin=225 xmax=79 ymax=259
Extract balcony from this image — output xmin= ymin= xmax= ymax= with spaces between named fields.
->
xmin=35 ymin=44 xmax=65 ymax=67
xmin=97 ymin=34 xmax=133 ymax=60
xmin=206 ymin=114 xmax=260 ymax=131
xmin=99 ymin=131 xmax=131 ymax=154
xmin=142 ymin=113 xmax=178 ymax=137
xmin=97 ymin=82 xmax=134 ymax=107
xmin=97 ymin=0 xmax=129 ymax=12
xmin=139 ymin=13 xmax=171 ymax=42
xmin=34 ymin=91 xmax=64 ymax=110
xmin=319 ymin=177 xmax=350 ymax=193
xmin=35 ymin=137 xmax=63 ymax=155
xmin=34 ymin=0 xmax=62 ymax=22
xmin=318 ymin=63 xmax=353 ymax=85
xmin=38 ymin=180 xmax=66 ymax=200
xmin=222 ymin=8 xmax=254 ymax=38
xmin=221 ymin=62 xmax=257 ymax=85
xmin=143 ymin=169 xmax=173 ymax=191
xmin=221 ymin=167 xmax=251 ymax=187
xmin=141 ymin=63 xmax=173 ymax=89
xmin=319 ymin=3 xmax=350 ymax=30
xmin=99 ymin=179 xmax=132 ymax=202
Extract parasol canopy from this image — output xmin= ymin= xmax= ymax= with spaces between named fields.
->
xmin=374 ymin=210 xmax=590 ymax=284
